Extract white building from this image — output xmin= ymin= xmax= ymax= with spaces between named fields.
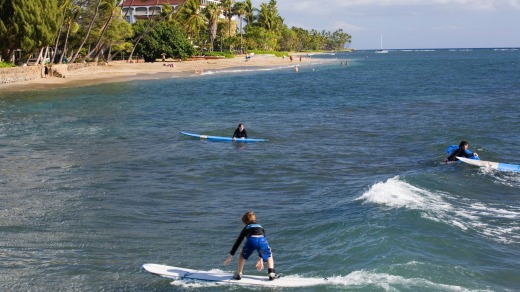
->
xmin=122 ymin=0 xmax=222 ymax=24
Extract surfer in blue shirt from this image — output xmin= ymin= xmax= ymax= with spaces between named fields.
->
xmin=232 ymin=123 xmax=248 ymax=141
xmin=445 ymin=140 xmax=478 ymax=162
xmin=224 ymin=211 xmax=277 ymax=280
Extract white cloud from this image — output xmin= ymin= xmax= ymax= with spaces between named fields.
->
xmin=330 ymin=21 xmax=367 ymax=32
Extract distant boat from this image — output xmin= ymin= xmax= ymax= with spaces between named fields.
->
xmin=375 ymin=34 xmax=389 ymax=54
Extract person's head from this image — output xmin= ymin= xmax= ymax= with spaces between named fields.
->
xmin=238 ymin=123 xmax=244 ymax=130
xmin=459 ymin=140 xmax=469 ymax=149
xmin=242 ymin=211 xmax=256 ymax=225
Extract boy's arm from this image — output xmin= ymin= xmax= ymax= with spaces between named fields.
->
xmin=223 ymin=228 xmax=246 ymax=265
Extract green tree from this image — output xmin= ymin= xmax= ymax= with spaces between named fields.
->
xmin=0 ymin=0 xmax=15 ymax=62
xmin=203 ymin=2 xmax=220 ymax=52
xmin=178 ymin=0 xmax=206 ymax=42
xmin=0 ymin=0 xmax=60 ymax=63
xmin=83 ymin=0 xmax=124 ymax=61
xmin=255 ymin=0 xmax=282 ymax=50
xmin=133 ymin=20 xmax=195 ymax=61
xmin=278 ymin=25 xmax=298 ymax=51
xmin=103 ymin=13 xmax=133 ymax=61
xmin=71 ymin=0 xmax=103 ymax=62
xmin=57 ymin=2 xmax=81 ymax=63
xmin=243 ymin=0 xmax=254 ymax=27
xmin=127 ymin=1 xmax=182 ymax=61
xmin=233 ymin=1 xmax=247 ymax=53
xmin=220 ymin=0 xmax=234 ymax=51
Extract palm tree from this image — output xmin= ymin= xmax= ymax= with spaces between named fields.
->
xmin=59 ymin=3 xmax=81 ymax=63
xmin=257 ymin=0 xmax=282 ymax=32
xmin=233 ymin=1 xmax=247 ymax=54
xmin=244 ymin=0 xmax=254 ymax=26
xmin=203 ymin=2 xmax=220 ymax=52
xmin=220 ymin=0 xmax=234 ymax=51
xmin=71 ymin=0 xmax=103 ymax=63
xmin=51 ymin=0 xmax=71 ymax=64
xmin=178 ymin=0 xmax=206 ymax=41
xmin=83 ymin=0 xmax=123 ymax=61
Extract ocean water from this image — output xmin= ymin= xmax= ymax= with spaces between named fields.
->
xmin=1 ymin=49 xmax=519 ymax=291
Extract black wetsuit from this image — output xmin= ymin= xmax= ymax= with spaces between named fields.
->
xmin=233 ymin=128 xmax=248 ymax=139
xmin=446 ymin=148 xmax=475 ymax=162
xmin=229 ymin=224 xmax=265 ymax=256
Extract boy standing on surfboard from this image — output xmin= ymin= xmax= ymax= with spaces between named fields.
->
xmin=224 ymin=211 xmax=277 ymax=280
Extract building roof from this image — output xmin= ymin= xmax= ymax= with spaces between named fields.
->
xmin=122 ymin=0 xmax=182 ymax=7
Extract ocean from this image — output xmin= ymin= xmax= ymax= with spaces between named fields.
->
xmin=1 ymin=48 xmax=519 ymax=291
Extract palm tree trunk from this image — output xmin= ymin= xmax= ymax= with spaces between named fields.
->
xmin=83 ymin=8 xmax=116 ymax=62
xmin=51 ymin=8 xmax=67 ymax=64
xmin=239 ymin=16 xmax=243 ymax=54
xmin=71 ymin=0 xmax=102 ymax=63
xmin=59 ymin=18 xmax=72 ymax=64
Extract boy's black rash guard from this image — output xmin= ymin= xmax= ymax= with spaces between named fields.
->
xmin=233 ymin=129 xmax=248 ymax=138
xmin=446 ymin=148 xmax=474 ymax=161
xmin=229 ymin=224 xmax=265 ymax=256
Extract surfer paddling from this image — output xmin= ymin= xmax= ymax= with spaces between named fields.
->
xmin=445 ymin=140 xmax=478 ymax=162
xmin=224 ymin=211 xmax=277 ymax=280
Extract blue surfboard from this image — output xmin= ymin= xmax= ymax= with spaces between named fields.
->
xmin=181 ymin=132 xmax=269 ymax=143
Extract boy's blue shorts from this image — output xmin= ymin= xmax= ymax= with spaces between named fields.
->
xmin=241 ymin=236 xmax=272 ymax=262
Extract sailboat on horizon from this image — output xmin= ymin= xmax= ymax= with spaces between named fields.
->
xmin=375 ymin=34 xmax=389 ymax=54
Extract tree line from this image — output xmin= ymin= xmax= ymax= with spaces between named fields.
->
xmin=0 ymin=0 xmax=352 ymax=65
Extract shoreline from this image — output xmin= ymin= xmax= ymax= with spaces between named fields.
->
xmin=0 ymin=54 xmax=326 ymax=93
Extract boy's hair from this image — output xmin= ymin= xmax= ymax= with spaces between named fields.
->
xmin=459 ymin=140 xmax=469 ymax=148
xmin=242 ymin=211 xmax=257 ymax=225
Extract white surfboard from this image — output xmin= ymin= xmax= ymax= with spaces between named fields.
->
xmin=457 ymin=157 xmax=520 ymax=172
xmin=142 ymin=263 xmax=327 ymax=288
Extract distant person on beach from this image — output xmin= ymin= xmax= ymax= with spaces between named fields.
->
xmin=445 ymin=140 xmax=478 ymax=162
xmin=223 ymin=211 xmax=277 ymax=281
xmin=232 ymin=123 xmax=248 ymax=141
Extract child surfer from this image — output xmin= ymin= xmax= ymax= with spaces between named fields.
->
xmin=445 ymin=140 xmax=478 ymax=162
xmin=223 ymin=211 xmax=277 ymax=280
xmin=232 ymin=123 xmax=247 ymax=141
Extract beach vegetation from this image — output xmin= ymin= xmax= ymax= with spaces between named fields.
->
xmin=204 ymin=51 xmax=234 ymax=58
xmin=0 ymin=0 xmax=60 ymax=64
xmin=177 ymin=0 xmax=207 ymax=42
xmin=103 ymin=16 xmax=133 ymax=61
xmin=220 ymin=0 xmax=235 ymax=51
xmin=133 ymin=20 xmax=195 ymax=62
xmin=0 ymin=61 xmax=14 ymax=68
xmin=203 ymin=3 xmax=220 ymax=52
xmin=248 ymin=50 xmax=286 ymax=58
xmin=0 ymin=0 xmax=352 ymax=67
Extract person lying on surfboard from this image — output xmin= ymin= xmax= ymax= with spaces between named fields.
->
xmin=445 ymin=140 xmax=478 ymax=162
xmin=223 ymin=211 xmax=277 ymax=280
xmin=232 ymin=123 xmax=248 ymax=141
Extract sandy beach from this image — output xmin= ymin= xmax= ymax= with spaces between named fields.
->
xmin=0 ymin=54 xmax=316 ymax=92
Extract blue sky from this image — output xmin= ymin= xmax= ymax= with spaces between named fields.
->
xmin=249 ymin=0 xmax=520 ymax=50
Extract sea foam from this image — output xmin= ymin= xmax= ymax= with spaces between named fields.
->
xmin=356 ymin=176 xmax=520 ymax=244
